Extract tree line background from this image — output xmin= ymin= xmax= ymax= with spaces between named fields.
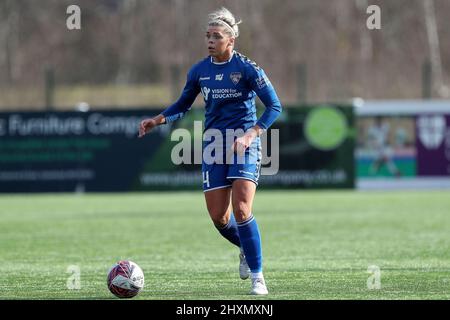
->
xmin=0 ymin=0 xmax=449 ymax=110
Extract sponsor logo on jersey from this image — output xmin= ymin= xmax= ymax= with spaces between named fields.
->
xmin=211 ymin=88 xmax=242 ymax=99
xmin=201 ymin=87 xmax=210 ymax=101
xmin=215 ymin=74 xmax=224 ymax=81
xmin=230 ymin=72 xmax=242 ymax=85
xmin=256 ymin=75 xmax=271 ymax=90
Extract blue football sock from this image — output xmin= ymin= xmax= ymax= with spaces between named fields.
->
xmin=216 ymin=213 xmax=241 ymax=248
xmin=237 ymin=215 xmax=262 ymax=273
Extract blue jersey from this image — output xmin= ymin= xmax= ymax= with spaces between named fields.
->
xmin=162 ymin=51 xmax=282 ymax=132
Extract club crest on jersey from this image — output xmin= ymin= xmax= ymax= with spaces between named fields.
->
xmin=230 ymin=72 xmax=242 ymax=85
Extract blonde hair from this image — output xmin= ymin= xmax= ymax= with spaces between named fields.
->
xmin=207 ymin=7 xmax=242 ymax=38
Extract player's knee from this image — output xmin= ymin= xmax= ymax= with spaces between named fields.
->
xmin=208 ymin=209 xmax=229 ymax=227
xmin=233 ymin=201 xmax=252 ymax=222
xmin=212 ymin=216 xmax=229 ymax=227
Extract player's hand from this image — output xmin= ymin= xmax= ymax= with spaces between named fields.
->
xmin=233 ymin=129 xmax=258 ymax=156
xmin=138 ymin=118 xmax=158 ymax=138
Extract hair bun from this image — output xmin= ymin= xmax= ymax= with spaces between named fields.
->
xmin=208 ymin=7 xmax=241 ymax=38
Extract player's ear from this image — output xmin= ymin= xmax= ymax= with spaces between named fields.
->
xmin=228 ymin=37 xmax=235 ymax=47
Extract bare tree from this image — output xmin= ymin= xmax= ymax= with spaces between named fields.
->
xmin=0 ymin=0 xmax=19 ymax=85
xmin=116 ymin=0 xmax=138 ymax=84
xmin=423 ymin=0 xmax=449 ymax=97
xmin=1 ymin=0 xmax=450 ymax=109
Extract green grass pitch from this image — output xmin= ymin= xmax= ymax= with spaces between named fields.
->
xmin=0 ymin=190 xmax=449 ymax=300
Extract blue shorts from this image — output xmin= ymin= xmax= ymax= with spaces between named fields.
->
xmin=202 ymin=137 xmax=262 ymax=192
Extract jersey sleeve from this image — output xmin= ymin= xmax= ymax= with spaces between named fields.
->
xmin=246 ymin=65 xmax=282 ymax=130
xmin=161 ymin=66 xmax=200 ymax=123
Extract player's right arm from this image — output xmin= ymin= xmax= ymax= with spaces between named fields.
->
xmin=138 ymin=114 xmax=166 ymax=138
xmin=138 ymin=66 xmax=200 ymax=138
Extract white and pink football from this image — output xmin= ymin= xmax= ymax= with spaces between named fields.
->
xmin=107 ymin=260 xmax=144 ymax=298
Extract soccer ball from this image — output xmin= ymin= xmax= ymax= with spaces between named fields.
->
xmin=107 ymin=260 xmax=144 ymax=298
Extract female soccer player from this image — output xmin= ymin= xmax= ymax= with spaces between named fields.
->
xmin=139 ymin=7 xmax=282 ymax=295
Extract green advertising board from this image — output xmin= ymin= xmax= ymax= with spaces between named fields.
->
xmin=0 ymin=105 xmax=354 ymax=192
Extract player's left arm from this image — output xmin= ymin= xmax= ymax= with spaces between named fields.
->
xmin=234 ymin=67 xmax=282 ymax=154
xmin=252 ymin=69 xmax=282 ymax=132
